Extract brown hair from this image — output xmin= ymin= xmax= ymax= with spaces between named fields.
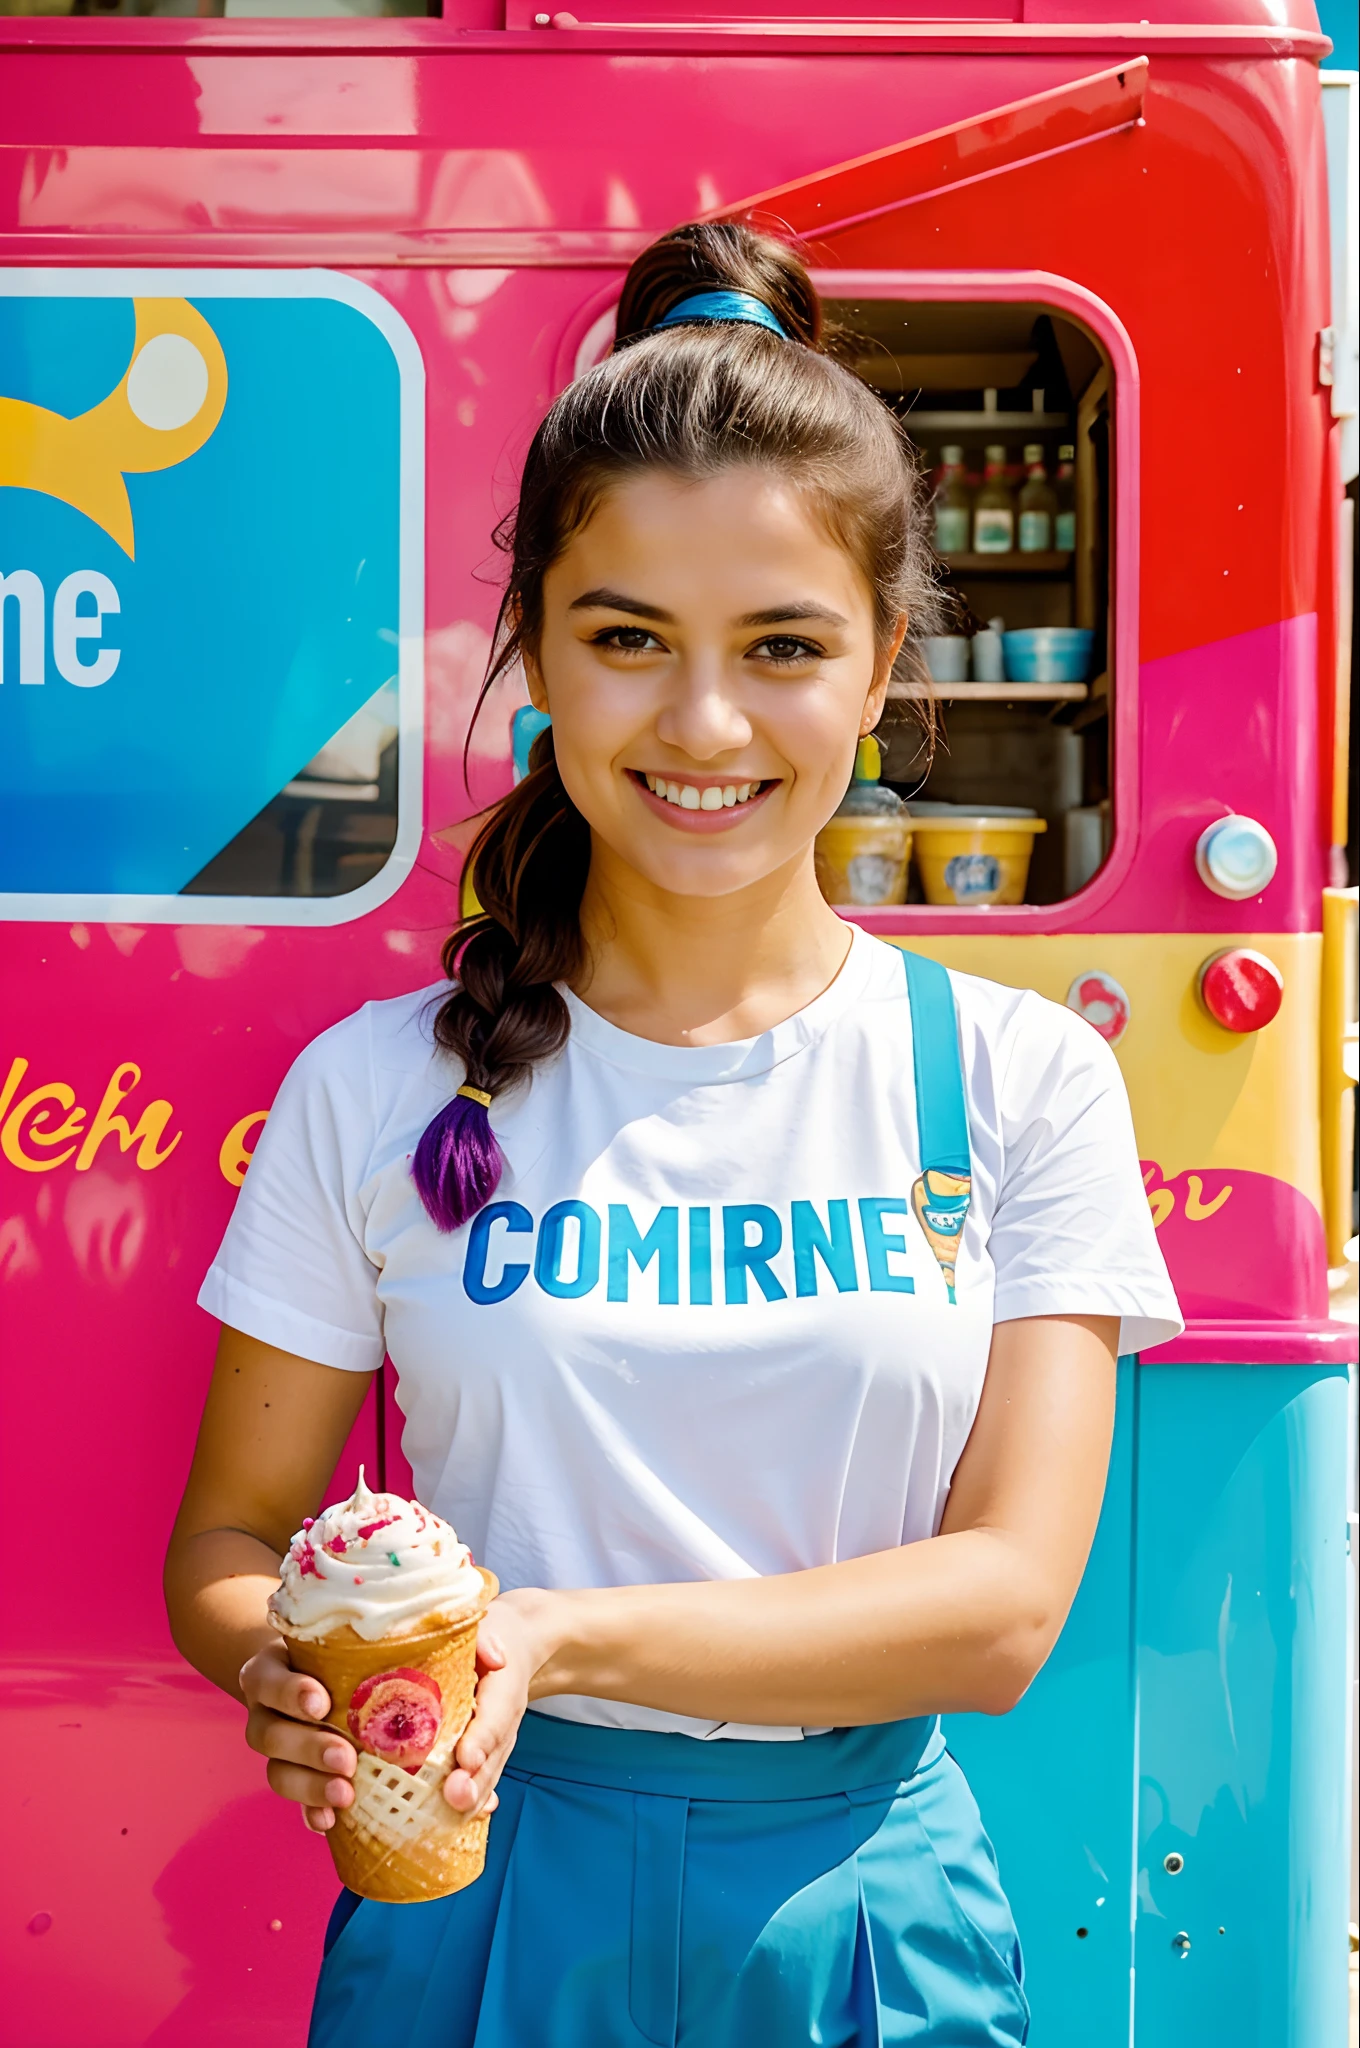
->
xmin=412 ymin=221 xmax=939 ymax=1231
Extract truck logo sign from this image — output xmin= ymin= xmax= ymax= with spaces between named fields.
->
xmin=0 ymin=269 xmax=423 ymax=920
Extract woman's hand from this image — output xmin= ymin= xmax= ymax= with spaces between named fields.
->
xmin=443 ymin=1588 xmax=566 ymax=1822
xmin=241 ymin=1638 xmax=357 ymax=1835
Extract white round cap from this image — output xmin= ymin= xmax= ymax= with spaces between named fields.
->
xmin=1194 ymin=815 xmax=1278 ymax=901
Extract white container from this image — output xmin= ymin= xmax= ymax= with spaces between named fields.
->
xmin=970 ymin=628 xmax=1005 ymax=683
xmin=1063 ymin=804 xmax=1110 ymax=895
xmin=922 ymin=635 xmax=970 ymax=684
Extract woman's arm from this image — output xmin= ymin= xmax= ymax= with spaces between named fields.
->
xmin=170 ymin=1315 xmax=1115 ymax=1831
xmin=449 ymin=1314 xmax=1116 ymax=1814
xmin=165 ymin=1325 xmax=376 ymax=1826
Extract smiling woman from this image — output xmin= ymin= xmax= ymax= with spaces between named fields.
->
xmin=412 ymin=226 xmax=940 ymax=1230
xmin=169 ymin=220 xmax=1181 ymax=2048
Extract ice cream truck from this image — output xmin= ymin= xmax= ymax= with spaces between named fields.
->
xmin=1 ymin=0 xmax=1356 ymax=2040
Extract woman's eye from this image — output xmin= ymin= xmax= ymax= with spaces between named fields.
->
xmin=594 ymin=626 xmax=662 ymax=654
xmin=753 ymin=636 xmax=821 ymax=665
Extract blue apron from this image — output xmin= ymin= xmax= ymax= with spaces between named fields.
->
xmin=310 ymin=952 xmax=1025 ymax=2047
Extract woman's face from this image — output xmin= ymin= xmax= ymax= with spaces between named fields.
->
xmin=524 ymin=466 xmax=904 ymax=902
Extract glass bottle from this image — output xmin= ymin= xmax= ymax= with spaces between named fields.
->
xmin=972 ymin=445 xmax=1015 ymax=554
xmin=1054 ymin=443 xmax=1076 ymax=553
xmin=1017 ymin=443 xmax=1058 ymax=554
xmin=932 ymin=445 xmax=972 ymax=557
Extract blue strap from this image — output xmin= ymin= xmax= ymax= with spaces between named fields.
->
xmin=900 ymin=950 xmax=970 ymax=1177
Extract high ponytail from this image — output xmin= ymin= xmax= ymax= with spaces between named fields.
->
xmin=613 ymin=220 xmax=822 ymax=350
xmin=414 ymin=220 xmax=940 ymax=1233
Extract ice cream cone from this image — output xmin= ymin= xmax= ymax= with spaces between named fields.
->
xmin=911 ymin=1169 xmax=971 ymax=1302
xmin=281 ymin=1566 xmax=498 ymax=1903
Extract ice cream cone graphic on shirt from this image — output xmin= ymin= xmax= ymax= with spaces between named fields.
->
xmin=911 ymin=1169 xmax=971 ymax=1302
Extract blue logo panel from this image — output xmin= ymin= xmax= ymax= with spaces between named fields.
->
xmin=0 ymin=275 xmax=418 ymax=903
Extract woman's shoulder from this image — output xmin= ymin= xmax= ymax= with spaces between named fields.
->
xmin=862 ymin=938 xmax=1084 ymax=1045
xmin=859 ymin=938 xmax=1122 ymax=1098
xmin=283 ymin=980 xmax=453 ymax=1103
xmin=945 ymin=965 xmax=1103 ymax=1050
xmin=953 ymin=965 xmax=1122 ymax=1082
xmin=941 ymin=965 xmax=1130 ymax=1142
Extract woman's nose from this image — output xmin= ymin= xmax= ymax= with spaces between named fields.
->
xmin=654 ymin=658 xmax=753 ymax=761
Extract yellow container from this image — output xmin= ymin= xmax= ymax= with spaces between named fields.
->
xmin=910 ymin=814 xmax=1047 ymax=907
xmin=815 ymin=815 xmax=912 ymax=907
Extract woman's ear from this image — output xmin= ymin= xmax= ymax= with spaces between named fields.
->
xmin=522 ymin=644 xmax=550 ymax=715
xmin=862 ymin=610 xmax=909 ymax=734
xmin=506 ymin=595 xmax=551 ymax=714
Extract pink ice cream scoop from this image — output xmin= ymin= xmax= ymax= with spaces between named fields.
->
xmin=347 ymin=1667 xmax=444 ymax=1772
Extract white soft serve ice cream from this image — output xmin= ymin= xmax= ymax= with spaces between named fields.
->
xmin=269 ymin=1469 xmax=485 ymax=1642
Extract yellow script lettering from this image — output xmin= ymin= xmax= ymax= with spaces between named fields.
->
xmin=219 ymin=1110 xmax=269 ymax=1188
xmin=74 ymin=1061 xmax=181 ymax=1172
xmin=1147 ymin=1188 xmax=1175 ymax=1228
xmin=0 ymin=1056 xmax=29 ymax=1124
xmin=1184 ymin=1174 xmax=1232 ymax=1222
xmin=1 ymin=1080 xmax=87 ymax=1172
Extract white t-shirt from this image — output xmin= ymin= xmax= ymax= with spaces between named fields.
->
xmin=200 ymin=928 xmax=1180 ymax=1738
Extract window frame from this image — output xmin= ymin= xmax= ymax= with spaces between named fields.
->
xmin=812 ymin=266 xmax=1139 ymax=935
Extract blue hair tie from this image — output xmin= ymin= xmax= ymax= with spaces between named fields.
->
xmin=652 ymin=290 xmax=790 ymax=340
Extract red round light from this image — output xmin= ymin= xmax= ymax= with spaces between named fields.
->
xmin=1197 ymin=948 xmax=1284 ymax=1033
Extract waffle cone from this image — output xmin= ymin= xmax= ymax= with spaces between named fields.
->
xmin=280 ymin=1566 xmax=498 ymax=1903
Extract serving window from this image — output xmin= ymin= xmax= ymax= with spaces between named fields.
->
xmin=825 ymin=293 xmax=1116 ymax=909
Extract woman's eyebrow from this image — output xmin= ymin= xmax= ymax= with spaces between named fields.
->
xmin=568 ymin=587 xmax=675 ymax=622
xmin=738 ymin=603 xmax=849 ymax=628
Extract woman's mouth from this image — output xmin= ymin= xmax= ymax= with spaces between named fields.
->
xmin=629 ymin=770 xmax=777 ymax=831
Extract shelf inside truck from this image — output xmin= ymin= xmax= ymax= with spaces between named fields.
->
xmin=889 ymin=679 xmax=1089 ymax=702
xmin=901 ymin=410 xmax=1073 ymax=430
xmin=939 ymin=551 xmax=1073 ymax=576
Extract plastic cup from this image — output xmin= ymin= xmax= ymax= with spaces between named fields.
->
xmin=921 ymin=635 xmax=971 ymax=684
xmin=909 ymin=814 xmax=1047 ymax=905
xmin=815 ymin=816 xmax=912 ymax=905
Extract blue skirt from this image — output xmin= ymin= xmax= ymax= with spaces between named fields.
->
xmin=310 ymin=1710 xmax=1028 ymax=2047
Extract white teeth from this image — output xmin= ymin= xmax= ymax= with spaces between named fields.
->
xmin=645 ymin=775 xmax=762 ymax=809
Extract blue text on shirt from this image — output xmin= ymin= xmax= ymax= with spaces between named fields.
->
xmin=461 ymin=1199 xmax=917 ymax=1305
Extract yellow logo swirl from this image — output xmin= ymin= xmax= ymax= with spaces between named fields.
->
xmin=0 ymin=298 xmax=227 ymax=560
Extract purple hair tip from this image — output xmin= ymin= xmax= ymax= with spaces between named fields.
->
xmin=412 ymin=1094 xmax=504 ymax=1232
